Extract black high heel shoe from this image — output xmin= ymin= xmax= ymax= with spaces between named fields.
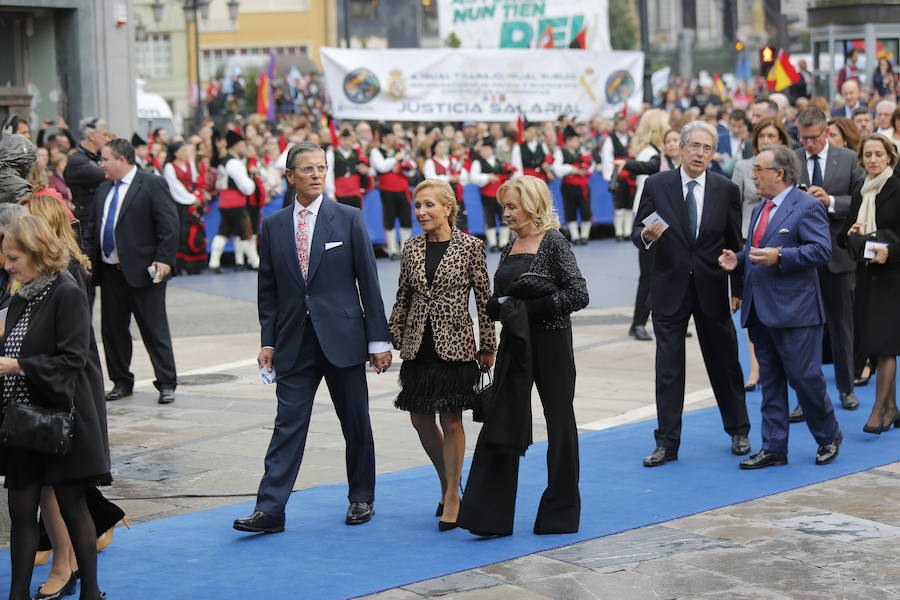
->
xmin=438 ymin=520 xmax=458 ymax=531
xmin=435 ymin=502 xmax=443 ymax=517
xmin=743 ymin=381 xmax=758 ymax=392
xmin=32 ymin=571 xmax=78 ymax=599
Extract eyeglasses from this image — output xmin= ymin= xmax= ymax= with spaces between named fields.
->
xmin=751 ymin=164 xmax=778 ymax=172
xmin=293 ymin=165 xmax=328 ymax=176
xmin=686 ymin=142 xmax=714 ymax=154
xmin=798 ymin=127 xmax=827 ymax=142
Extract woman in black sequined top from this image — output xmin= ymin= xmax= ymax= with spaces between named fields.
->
xmin=458 ymin=175 xmax=588 ymax=538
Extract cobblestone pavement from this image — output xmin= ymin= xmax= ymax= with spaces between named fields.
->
xmin=2 ymin=239 xmax=898 ymax=599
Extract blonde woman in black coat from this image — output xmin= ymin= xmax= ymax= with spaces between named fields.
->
xmin=457 ymin=175 xmax=589 ymax=538
xmin=0 ymin=215 xmax=110 ymax=600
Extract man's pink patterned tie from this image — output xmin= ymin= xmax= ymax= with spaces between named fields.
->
xmin=295 ymin=208 xmax=310 ymax=280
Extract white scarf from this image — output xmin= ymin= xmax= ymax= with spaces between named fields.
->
xmin=856 ymin=166 xmax=894 ymax=235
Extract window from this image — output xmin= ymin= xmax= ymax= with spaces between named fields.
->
xmin=350 ymin=0 xmax=378 ymax=20
xmin=136 ymin=34 xmax=173 ymax=79
xmin=0 ymin=15 xmax=24 ymax=88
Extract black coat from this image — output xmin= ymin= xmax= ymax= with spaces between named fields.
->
xmin=0 ymin=275 xmax=110 ymax=483
xmin=89 ymin=169 xmax=179 ymax=288
xmin=839 ymin=175 xmax=900 ymax=355
xmin=632 ymin=168 xmax=743 ymax=318
xmin=64 ymin=146 xmax=106 ymax=244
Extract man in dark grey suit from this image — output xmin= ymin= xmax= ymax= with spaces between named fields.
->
xmin=234 ymin=142 xmax=392 ymax=533
xmin=791 ymin=108 xmax=866 ymax=420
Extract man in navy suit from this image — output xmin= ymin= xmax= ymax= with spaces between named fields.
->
xmin=234 ymin=142 xmax=392 ymax=533
xmin=719 ymin=145 xmax=842 ymax=468
xmin=632 ymin=120 xmax=750 ymax=467
xmin=92 ymin=138 xmax=179 ymax=405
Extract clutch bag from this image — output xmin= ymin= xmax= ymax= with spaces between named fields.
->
xmin=507 ymin=272 xmax=559 ymax=299
xmin=471 ymin=371 xmax=493 ymax=423
xmin=0 ymin=402 xmax=74 ymax=456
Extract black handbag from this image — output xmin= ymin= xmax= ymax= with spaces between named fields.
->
xmin=471 ymin=371 xmax=493 ymax=423
xmin=507 ymin=272 xmax=559 ymax=299
xmin=0 ymin=402 xmax=74 ymax=456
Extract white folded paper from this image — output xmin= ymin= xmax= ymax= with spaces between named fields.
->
xmin=259 ymin=365 xmax=276 ymax=384
xmin=864 ymin=240 xmax=888 ymax=260
xmin=641 ymin=211 xmax=669 ymax=232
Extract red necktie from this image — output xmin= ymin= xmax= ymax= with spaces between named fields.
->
xmin=295 ymin=208 xmax=310 ymax=279
xmin=751 ymin=201 xmax=775 ymax=248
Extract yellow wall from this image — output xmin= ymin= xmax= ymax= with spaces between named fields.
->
xmin=198 ymin=5 xmax=336 ymax=68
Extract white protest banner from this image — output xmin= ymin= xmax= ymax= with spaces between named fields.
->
xmin=438 ymin=0 xmax=609 ymax=51
xmin=321 ymin=48 xmax=642 ymax=122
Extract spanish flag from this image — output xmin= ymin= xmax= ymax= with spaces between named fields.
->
xmin=256 ymin=52 xmax=276 ymax=121
xmin=766 ymin=50 xmax=801 ymax=92
xmin=712 ymin=72 xmax=726 ymax=98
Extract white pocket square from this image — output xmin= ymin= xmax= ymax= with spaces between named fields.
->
xmin=325 ymin=241 xmax=343 ymax=250
xmin=777 ymin=228 xmax=789 ymax=234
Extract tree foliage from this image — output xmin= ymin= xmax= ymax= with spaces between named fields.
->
xmin=609 ymin=0 xmax=639 ymax=50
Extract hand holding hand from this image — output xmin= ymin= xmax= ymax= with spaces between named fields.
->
xmin=477 ymin=351 xmax=495 ymax=372
xmin=642 ymin=222 xmax=665 ymax=243
xmin=731 ymin=296 xmax=742 ymax=314
xmin=258 ymin=348 xmax=274 ymax=371
xmin=871 ymin=244 xmax=890 ymax=264
xmin=613 ymin=159 xmax=626 ymax=170
xmin=749 ymin=247 xmax=780 ymax=266
xmin=718 ymin=249 xmax=738 ymax=271
xmin=369 ymin=351 xmax=392 ymax=374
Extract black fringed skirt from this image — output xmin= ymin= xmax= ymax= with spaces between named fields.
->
xmin=395 ymin=321 xmax=479 ymax=414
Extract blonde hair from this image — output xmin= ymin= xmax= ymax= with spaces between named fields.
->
xmin=413 ymin=179 xmax=459 ymax=225
xmin=20 ymin=194 xmax=89 ymax=267
xmin=631 ymin=108 xmax=670 ymax=155
xmin=496 ymin=175 xmax=560 ymax=233
xmin=26 ymin=161 xmax=48 ymax=192
xmin=2 ymin=214 xmax=70 ymax=275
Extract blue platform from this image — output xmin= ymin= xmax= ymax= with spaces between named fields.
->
xmin=4 ymin=361 xmax=898 ymax=599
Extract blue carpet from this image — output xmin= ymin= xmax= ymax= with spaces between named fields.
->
xmin=6 ymin=364 xmax=900 ymax=599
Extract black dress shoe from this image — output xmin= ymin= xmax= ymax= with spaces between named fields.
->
xmin=33 ymin=571 xmax=78 ymax=599
xmin=816 ymin=430 xmax=843 ymax=465
xmin=840 ymin=392 xmax=859 ymax=410
xmin=789 ymin=405 xmax=805 ymax=422
xmin=643 ymin=446 xmax=677 ymax=467
xmin=233 ymin=511 xmax=285 ymax=533
xmin=438 ymin=520 xmax=458 ymax=531
xmin=731 ymin=434 xmax=751 ymax=455
xmin=346 ymin=502 xmax=374 ymax=525
xmin=739 ymin=449 xmax=788 ymax=469
xmin=105 ymin=383 xmax=133 ymax=402
xmin=158 ymin=385 xmax=176 ymax=405
xmin=629 ymin=325 xmax=653 ymax=341
xmin=210 ymin=267 xmax=223 ymax=274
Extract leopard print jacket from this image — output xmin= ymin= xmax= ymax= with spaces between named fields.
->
xmin=389 ymin=227 xmax=497 ymax=361
xmin=496 ymin=228 xmax=589 ymax=330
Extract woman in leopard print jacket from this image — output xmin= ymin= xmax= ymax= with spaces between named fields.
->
xmin=389 ymin=179 xmax=496 ymax=530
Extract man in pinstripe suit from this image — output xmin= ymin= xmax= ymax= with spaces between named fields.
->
xmin=719 ymin=145 xmax=843 ymax=469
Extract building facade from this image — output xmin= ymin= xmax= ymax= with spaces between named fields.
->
xmin=0 ymin=0 xmax=137 ymax=137
xmin=133 ymin=0 xmax=338 ymax=125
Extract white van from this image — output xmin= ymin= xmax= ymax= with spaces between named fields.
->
xmin=136 ymin=79 xmax=178 ymax=137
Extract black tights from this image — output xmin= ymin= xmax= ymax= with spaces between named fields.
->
xmin=866 ymin=356 xmax=898 ymax=430
xmin=8 ymin=484 xmax=99 ymax=600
